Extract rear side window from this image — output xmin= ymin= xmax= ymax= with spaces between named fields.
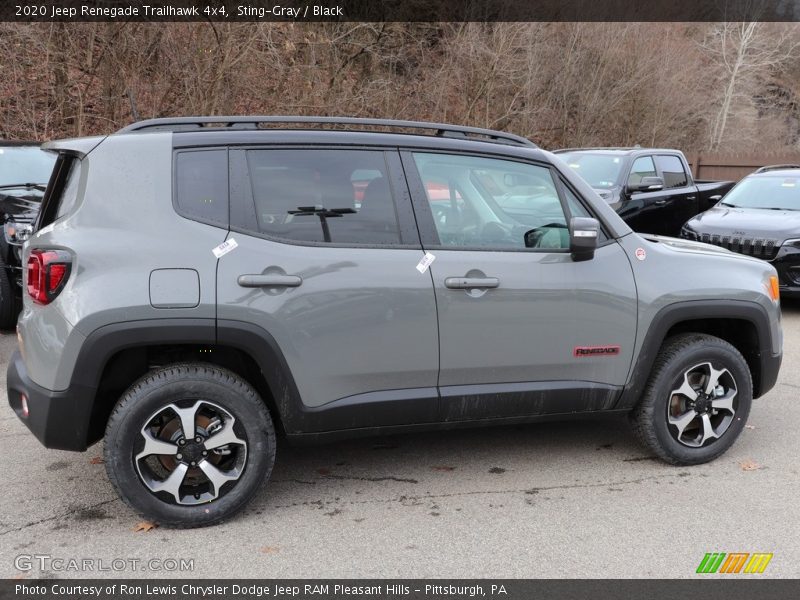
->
xmin=655 ymin=155 xmax=689 ymax=188
xmin=175 ymin=150 xmax=228 ymax=225
xmin=241 ymin=149 xmax=401 ymax=245
xmin=37 ymin=154 xmax=81 ymax=230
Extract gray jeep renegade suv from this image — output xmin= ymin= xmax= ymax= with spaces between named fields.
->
xmin=7 ymin=117 xmax=783 ymax=527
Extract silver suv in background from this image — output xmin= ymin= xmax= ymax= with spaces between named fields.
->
xmin=7 ymin=117 xmax=782 ymax=527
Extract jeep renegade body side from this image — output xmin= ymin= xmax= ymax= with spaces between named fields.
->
xmin=7 ymin=117 xmax=782 ymax=527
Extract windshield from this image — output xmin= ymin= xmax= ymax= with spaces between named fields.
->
xmin=558 ymin=152 xmax=624 ymax=189
xmin=0 ymin=146 xmax=56 ymax=187
xmin=721 ymin=175 xmax=800 ymax=210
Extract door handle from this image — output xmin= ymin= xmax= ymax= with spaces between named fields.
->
xmin=654 ymin=199 xmax=668 ymax=205
xmin=237 ymin=274 xmax=302 ymax=288
xmin=445 ymin=277 xmax=500 ymax=289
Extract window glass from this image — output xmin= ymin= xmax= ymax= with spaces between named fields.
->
xmin=412 ymin=152 xmax=569 ymax=250
xmin=55 ymin=160 xmax=81 ymax=219
xmin=628 ymin=156 xmax=657 ymax=187
xmin=558 ymin=152 xmax=623 ymax=189
xmin=655 ymin=155 xmax=689 ymax=188
xmin=244 ymin=150 xmax=400 ymax=245
xmin=175 ymin=150 xmax=228 ymax=225
xmin=560 ymin=182 xmax=591 ymax=218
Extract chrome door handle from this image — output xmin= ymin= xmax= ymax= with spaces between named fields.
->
xmin=237 ymin=274 xmax=302 ymax=288
xmin=654 ymin=199 xmax=668 ymax=205
xmin=445 ymin=277 xmax=500 ymax=289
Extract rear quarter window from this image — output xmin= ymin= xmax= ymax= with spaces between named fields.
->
xmin=37 ymin=154 xmax=81 ymax=230
xmin=174 ymin=149 xmax=229 ymax=226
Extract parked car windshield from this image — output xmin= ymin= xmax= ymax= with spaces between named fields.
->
xmin=558 ymin=152 xmax=623 ymax=189
xmin=0 ymin=145 xmax=56 ymax=187
xmin=721 ymin=175 xmax=800 ymax=210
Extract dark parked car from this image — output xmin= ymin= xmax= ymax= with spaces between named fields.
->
xmin=554 ymin=148 xmax=734 ymax=237
xmin=681 ymin=165 xmax=800 ymax=296
xmin=0 ymin=141 xmax=56 ymax=328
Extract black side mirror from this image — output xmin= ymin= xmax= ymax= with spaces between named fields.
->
xmin=628 ymin=176 xmax=664 ymax=193
xmin=570 ymin=217 xmax=600 ymax=261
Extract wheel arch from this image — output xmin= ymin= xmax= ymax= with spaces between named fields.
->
xmin=616 ymin=300 xmax=779 ymax=409
xmin=71 ymin=319 xmax=304 ymax=448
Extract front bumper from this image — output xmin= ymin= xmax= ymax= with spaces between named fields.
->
xmin=772 ymin=247 xmax=800 ymax=295
xmin=7 ymin=351 xmax=95 ymax=451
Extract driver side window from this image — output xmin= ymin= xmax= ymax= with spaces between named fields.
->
xmin=412 ymin=153 xmax=570 ymax=250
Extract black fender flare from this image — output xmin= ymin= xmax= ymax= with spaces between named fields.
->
xmin=615 ymin=299 xmax=780 ymax=409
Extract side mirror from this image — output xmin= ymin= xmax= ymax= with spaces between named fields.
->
xmin=709 ymin=194 xmax=722 ymax=202
xmin=570 ymin=217 xmax=600 ymax=262
xmin=628 ymin=176 xmax=664 ymax=193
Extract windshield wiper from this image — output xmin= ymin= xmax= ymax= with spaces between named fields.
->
xmin=0 ymin=183 xmax=47 ymax=192
xmin=719 ymin=202 xmax=738 ymax=207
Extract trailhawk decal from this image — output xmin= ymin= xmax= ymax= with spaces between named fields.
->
xmin=573 ymin=345 xmax=621 ymax=357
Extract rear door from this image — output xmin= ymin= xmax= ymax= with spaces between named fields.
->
xmin=402 ymin=150 xmax=638 ymax=421
xmin=215 ymin=146 xmax=440 ymax=431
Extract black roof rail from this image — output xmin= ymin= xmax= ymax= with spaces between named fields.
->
xmin=116 ymin=116 xmax=537 ymax=148
xmin=754 ymin=164 xmax=800 ymax=174
xmin=554 ymin=146 xmax=643 ymax=153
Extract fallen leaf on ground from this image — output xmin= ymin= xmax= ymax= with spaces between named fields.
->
xmin=740 ymin=459 xmax=762 ymax=471
xmin=260 ymin=546 xmax=280 ymax=554
xmin=745 ymin=425 xmax=756 ymax=430
xmin=133 ymin=521 xmax=157 ymax=532
xmin=431 ymin=466 xmax=456 ymax=472
xmin=89 ymin=456 xmax=104 ymax=464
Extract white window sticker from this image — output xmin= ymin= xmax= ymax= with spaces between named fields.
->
xmin=212 ymin=238 xmax=238 ymax=258
xmin=416 ymin=252 xmax=436 ymax=273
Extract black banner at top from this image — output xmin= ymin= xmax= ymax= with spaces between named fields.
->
xmin=3 ymin=0 xmax=800 ymax=22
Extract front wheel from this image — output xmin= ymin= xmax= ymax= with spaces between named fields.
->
xmin=104 ymin=364 xmax=276 ymax=527
xmin=630 ymin=333 xmax=752 ymax=465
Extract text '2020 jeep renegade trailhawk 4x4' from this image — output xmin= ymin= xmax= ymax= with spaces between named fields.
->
xmin=7 ymin=117 xmax=783 ymax=527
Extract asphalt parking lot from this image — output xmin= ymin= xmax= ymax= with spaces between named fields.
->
xmin=1 ymin=304 xmax=799 ymax=580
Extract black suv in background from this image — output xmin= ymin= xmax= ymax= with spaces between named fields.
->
xmin=682 ymin=165 xmax=800 ymax=296
xmin=0 ymin=141 xmax=56 ymax=328
xmin=554 ymin=148 xmax=734 ymax=237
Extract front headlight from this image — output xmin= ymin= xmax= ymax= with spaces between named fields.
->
xmin=680 ymin=223 xmax=697 ymax=240
xmin=781 ymin=237 xmax=800 ymax=249
xmin=3 ymin=221 xmax=32 ymax=244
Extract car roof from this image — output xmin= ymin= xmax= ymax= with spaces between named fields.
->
xmin=554 ymin=147 xmax=680 ymax=155
xmin=116 ymin=116 xmax=537 ymax=150
xmin=750 ymin=168 xmax=800 ymax=178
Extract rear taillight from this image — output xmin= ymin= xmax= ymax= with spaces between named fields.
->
xmin=27 ymin=249 xmax=72 ymax=305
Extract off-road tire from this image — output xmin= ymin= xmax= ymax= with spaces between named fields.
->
xmin=104 ymin=363 xmax=276 ymax=528
xmin=630 ymin=333 xmax=752 ymax=465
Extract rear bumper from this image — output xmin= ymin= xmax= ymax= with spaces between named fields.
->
xmin=7 ymin=351 xmax=95 ymax=451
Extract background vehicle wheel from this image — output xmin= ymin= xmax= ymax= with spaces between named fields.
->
xmin=630 ymin=333 xmax=752 ymax=465
xmin=0 ymin=259 xmax=20 ymax=330
xmin=104 ymin=363 xmax=276 ymax=527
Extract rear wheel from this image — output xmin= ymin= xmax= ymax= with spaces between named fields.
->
xmin=630 ymin=333 xmax=752 ymax=465
xmin=104 ymin=363 xmax=276 ymax=527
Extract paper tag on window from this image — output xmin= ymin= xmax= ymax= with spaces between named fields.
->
xmin=212 ymin=238 xmax=238 ymax=258
xmin=416 ymin=252 xmax=436 ymax=273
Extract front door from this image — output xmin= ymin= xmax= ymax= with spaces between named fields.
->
xmin=402 ymin=150 xmax=638 ymax=421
